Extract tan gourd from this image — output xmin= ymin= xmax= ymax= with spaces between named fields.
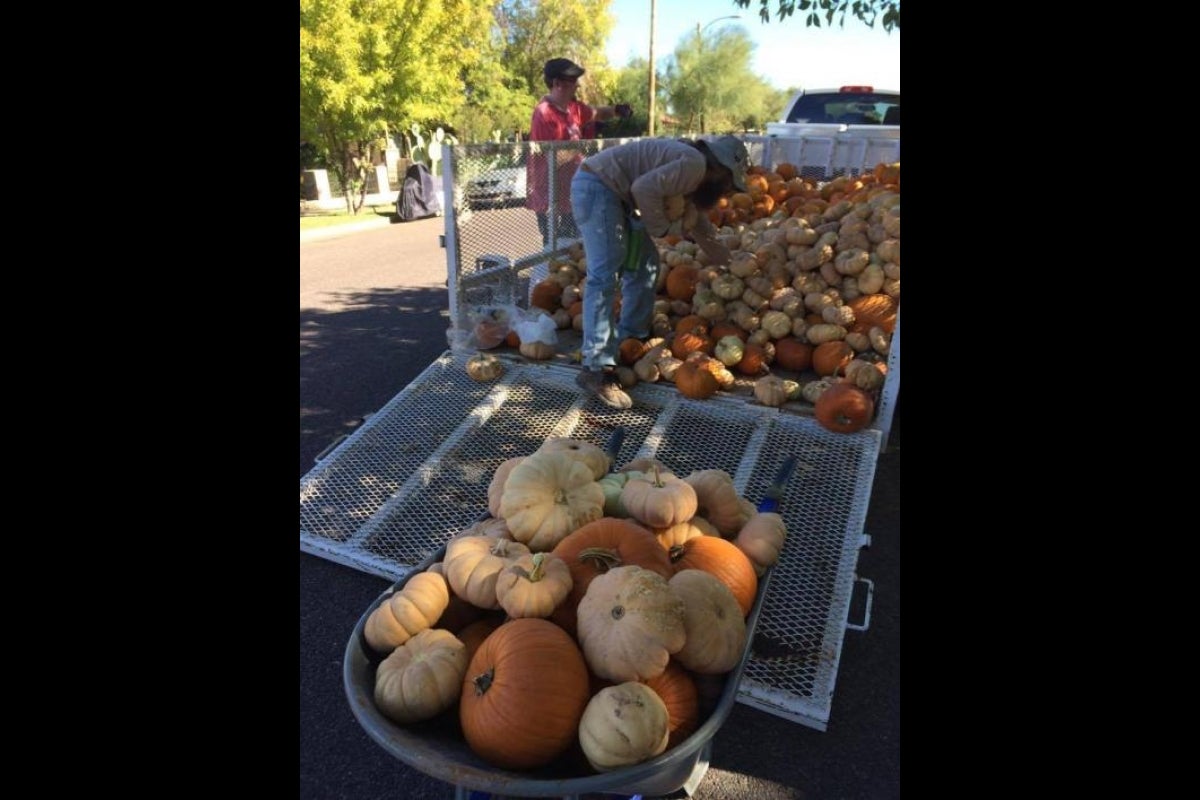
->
xmin=576 ymin=565 xmax=686 ymax=682
xmin=374 ymin=628 xmax=468 ymax=724
xmin=498 ymin=452 xmax=605 ymax=552
xmin=621 ymin=464 xmax=699 ymax=529
xmin=494 ymin=552 xmax=573 ymax=619
xmin=578 ymin=682 xmax=670 ymax=772
xmin=668 ymin=569 xmax=748 ymax=674
xmin=363 ymin=570 xmax=451 ymax=653
xmin=683 ymin=469 xmax=746 ymax=536
xmin=444 ymin=535 xmax=531 ymax=610
xmin=534 ymin=437 xmax=611 ymax=480
xmin=734 ymin=512 xmax=787 ymax=576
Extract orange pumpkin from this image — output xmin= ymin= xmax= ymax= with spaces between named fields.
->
xmin=530 ymin=280 xmax=563 ymax=312
xmin=673 ymin=315 xmax=709 ymax=337
xmin=735 ymin=343 xmax=768 ymax=376
xmin=549 ymin=518 xmax=672 ymax=638
xmin=774 ymin=162 xmax=798 ymax=181
xmin=674 ymin=360 xmax=720 ymax=399
xmin=459 ymin=618 xmax=590 ymax=770
xmin=812 ymin=341 xmax=854 ymax=377
xmin=773 ymin=337 xmax=813 ymax=372
xmin=666 ymin=535 xmax=758 ymax=617
xmin=456 ymin=614 xmax=504 ymax=665
xmin=642 ymin=659 xmax=699 ymax=750
xmin=665 ymin=265 xmax=700 ymax=302
xmin=814 ymin=382 xmax=875 ymax=433
xmin=847 ymin=294 xmax=898 ymax=334
xmin=709 ymin=321 xmax=747 ymax=342
xmin=619 ymin=337 xmax=650 ymax=365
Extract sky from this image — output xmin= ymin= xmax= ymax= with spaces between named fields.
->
xmin=603 ymin=0 xmax=900 ymax=94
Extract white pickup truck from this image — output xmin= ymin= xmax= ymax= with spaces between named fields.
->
xmin=763 ymin=86 xmax=899 ymax=180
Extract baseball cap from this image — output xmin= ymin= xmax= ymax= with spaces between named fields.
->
xmin=544 ymin=58 xmax=585 ymax=87
xmin=706 ymin=135 xmax=749 ymax=193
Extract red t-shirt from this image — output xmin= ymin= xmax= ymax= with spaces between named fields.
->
xmin=526 ymin=97 xmax=595 ymax=213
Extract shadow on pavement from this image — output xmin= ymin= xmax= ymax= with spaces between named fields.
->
xmin=300 ymin=286 xmax=451 ymax=477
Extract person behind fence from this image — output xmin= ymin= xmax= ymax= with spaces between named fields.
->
xmin=570 ymin=135 xmax=749 ymax=409
xmin=527 ymin=58 xmax=631 ymax=246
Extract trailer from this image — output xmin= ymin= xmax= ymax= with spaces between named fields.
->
xmin=300 ymin=134 xmax=899 ymax=796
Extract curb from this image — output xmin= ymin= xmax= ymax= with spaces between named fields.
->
xmin=300 ymin=215 xmax=392 ymax=243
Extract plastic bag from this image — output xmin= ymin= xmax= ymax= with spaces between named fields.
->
xmin=510 ymin=306 xmax=558 ymax=346
xmin=451 ymin=305 xmax=516 ymax=351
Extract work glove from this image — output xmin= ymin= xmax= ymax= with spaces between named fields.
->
xmin=615 ymin=103 xmax=633 ymax=119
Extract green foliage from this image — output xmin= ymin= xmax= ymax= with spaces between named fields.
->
xmin=494 ymin=0 xmax=617 ymax=105
xmin=731 ymin=0 xmax=900 ymax=32
xmin=300 ymin=0 xmax=496 ymax=210
xmin=661 ymin=26 xmax=777 ymax=135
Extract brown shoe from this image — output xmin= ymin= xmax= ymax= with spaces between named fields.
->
xmin=575 ymin=369 xmax=632 ymax=410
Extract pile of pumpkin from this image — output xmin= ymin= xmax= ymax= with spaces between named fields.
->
xmin=465 ymin=162 xmax=899 ymax=435
xmin=361 ymin=436 xmax=786 ymax=775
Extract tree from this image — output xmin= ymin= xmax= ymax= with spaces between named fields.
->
xmin=300 ymin=0 xmax=495 ymax=212
xmin=661 ymin=26 xmax=777 ymax=135
xmin=731 ymin=1 xmax=900 ymax=32
xmin=493 ymin=0 xmax=617 ymax=110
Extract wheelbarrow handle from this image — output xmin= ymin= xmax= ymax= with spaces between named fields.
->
xmin=756 ymin=455 xmax=798 ymax=513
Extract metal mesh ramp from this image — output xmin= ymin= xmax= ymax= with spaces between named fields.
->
xmin=300 ymin=351 xmax=879 ymax=730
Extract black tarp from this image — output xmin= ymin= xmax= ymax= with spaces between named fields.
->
xmin=394 ymin=163 xmax=441 ymax=222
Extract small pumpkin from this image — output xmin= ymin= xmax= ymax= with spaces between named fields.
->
xmin=374 ymin=628 xmax=468 ymax=724
xmin=773 ymin=337 xmax=813 ymax=372
xmin=579 ymin=682 xmax=671 ymax=772
xmin=754 ymin=374 xmax=790 ymax=407
xmin=812 ymin=340 xmax=855 ymax=377
xmin=530 ymin=279 xmax=563 ymax=312
xmin=455 ymin=615 xmax=504 ymax=665
xmin=683 ymin=469 xmax=747 ymax=536
xmin=653 ymin=519 xmax=713 ymax=550
xmin=734 ymin=512 xmax=787 ymax=576
xmin=487 ymin=457 xmax=525 ymax=518
xmin=494 ymin=552 xmax=573 ymax=619
xmin=669 ymin=569 xmax=748 ymax=674
xmin=460 ymin=618 xmax=590 ymax=769
xmin=498 ymin=451 xmax=605 ymax=552
xmin=426 ymin=562 xmax=486 ymax=634
xmin=847 ymin=293 xmax=897 ymax=334
xmin=363 ymin=570 xmax=451 ymax=653
xmin=519 ymin=340 xmax=556 ymax=360
xmin=466 ymin=352 xmax=505 ymax=382
xmin=597 ymin=470 xmax=641 ymax=517
xmin=814 ymin=382 xmax=875 ymax=434
xmin=641 ymin=660 xmax=699 ymax=750
xmin=621 ymin=464 xmax=699 ymax=529
xmin=443 ymin=535 xmax=531 ymax=610
xmin=666 ymin=535 xmax=758 ymax=617
xmin=576 ymin=565 xmax=686 ymax=682
xmin=549 ymin=517 xmax=672 ymax=637
xmin=534 ymin=437 xmax=611 ymax=481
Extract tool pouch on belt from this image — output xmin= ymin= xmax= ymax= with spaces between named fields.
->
xmin=623 ymin=214 xmax=648 ymax=274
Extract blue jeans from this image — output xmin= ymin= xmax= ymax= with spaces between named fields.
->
xmin=570 ymin=170 xmax=660 ymax=371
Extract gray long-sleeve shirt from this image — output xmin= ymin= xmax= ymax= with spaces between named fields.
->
xmin=579 ymin=138 xmax=722 ymax=250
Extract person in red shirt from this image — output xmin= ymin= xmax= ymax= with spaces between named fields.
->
xmin=526 ymin=58 xmax=631 ymax=245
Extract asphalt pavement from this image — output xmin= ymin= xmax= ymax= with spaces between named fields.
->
xmin=299 ymin=216 xmax=901 ymax=799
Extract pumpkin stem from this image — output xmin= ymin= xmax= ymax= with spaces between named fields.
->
xmin=528 ymin=552 xmax=546 ymax=582
xmin=554 ymin=487 xmax=568 ymax=505
xmin=578 ymin=547 xmax=621 ymax=572
xmin=651 ymin=463 xmax=665 ymax=488
xmin=668 ymin=544 xmax=685 ymax=563
xmin=472 ymin=667 xmax=495 ymax=696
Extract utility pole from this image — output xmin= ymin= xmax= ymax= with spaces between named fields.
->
xmin=648 ymin=0 xmax=656 ymax=136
